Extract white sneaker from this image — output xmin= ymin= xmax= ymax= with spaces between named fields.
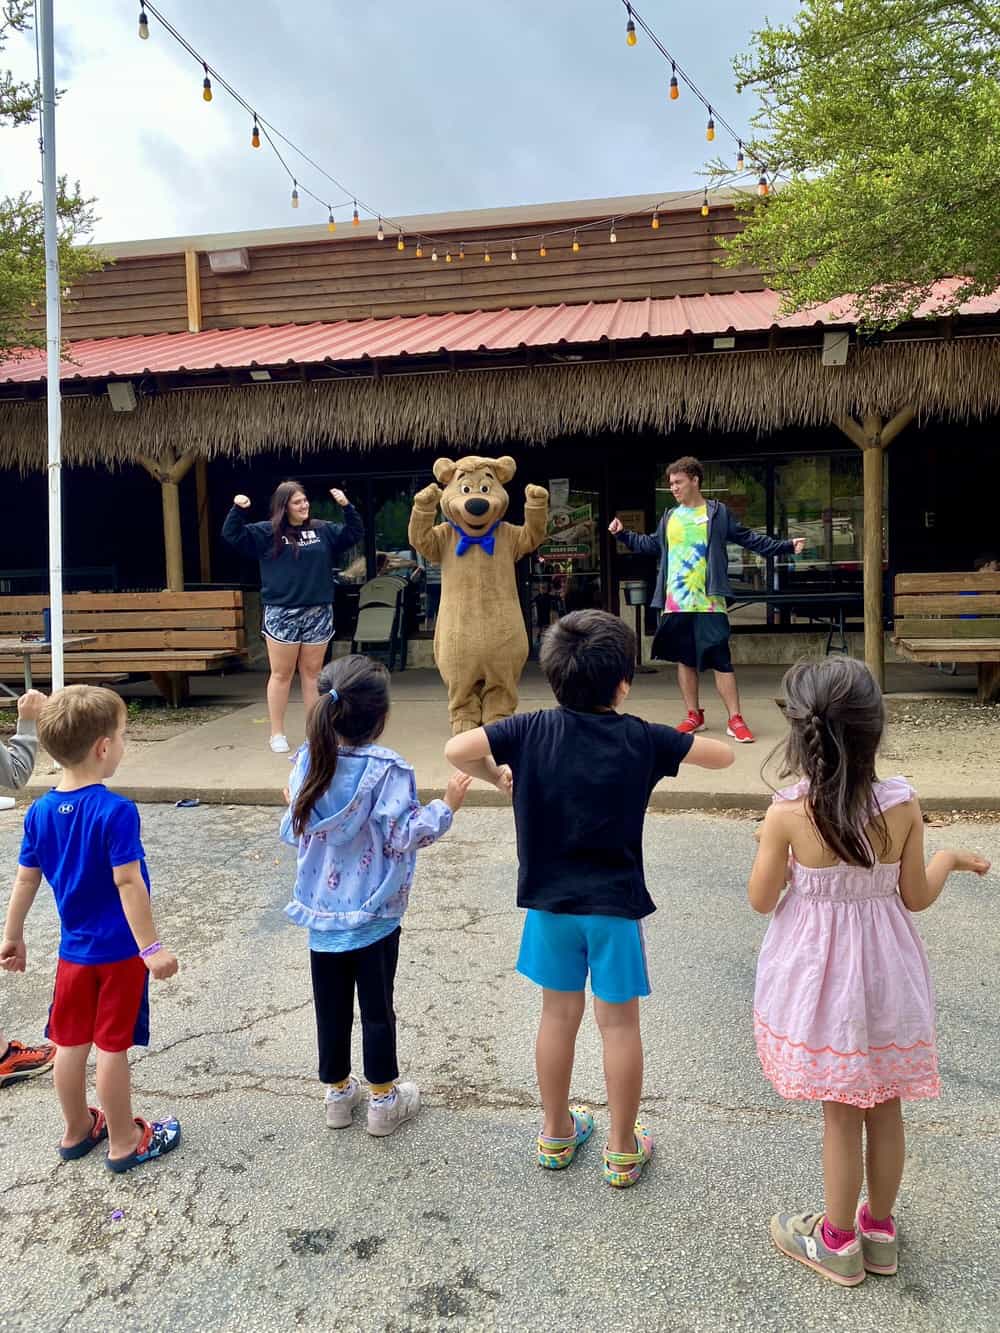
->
xmin=366 ymin=1081 xmax=420 ymax=1137
xmin=324 ymin=1078 xmax=362 ymax=1129
xmin=269 ymin=734 xmax=290 ymax=754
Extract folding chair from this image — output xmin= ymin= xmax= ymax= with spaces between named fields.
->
xmin=351 ymin=576 xmax=406 ymax=671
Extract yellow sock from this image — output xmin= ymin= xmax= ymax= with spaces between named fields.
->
xmin=368 ymin=1081 xmax=395 ymax=1097
xmin=329 ymin=1077 xmax=352 ymax=1093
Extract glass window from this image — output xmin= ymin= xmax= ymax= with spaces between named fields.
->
xmin=529 ymin=479 xmax=603 ymax=652
xmin=775 ymin=453 xmax=886 ymax=587
xmin=309 ymin=492 xmax=365 ymax=584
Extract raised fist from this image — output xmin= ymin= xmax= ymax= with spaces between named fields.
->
xmin=329 ymin=488 xmax=349 ymax=507
xmin=608 ymin=517 xmax=624 ymax=535
xmin=524 ymin=484 xmax=549 ymax=504
xmin=413 ymin=483 xmax=443 ymax=509
xmin=17 ymin=689 xmax=47 ymax=721
xmin=233 ymin=494 xmax=251 ymax=509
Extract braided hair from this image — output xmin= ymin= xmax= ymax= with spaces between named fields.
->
xmin=777 ymin=658 xmax=888 ymax=867
xmin=290 ymin=655 xmax=390 ymax=836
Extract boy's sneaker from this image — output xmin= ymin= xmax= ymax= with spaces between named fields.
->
xmin=676 ymin=709 xmax=705 ymax=734
xmin=0 ymin=1039 xmax=56 ymax=1088
xmin=367 ymin=1081 xmax=420 ymax=1137
xmin=769 ymin=1211 xmax=865 ymax=1287
xmin=106 ymin=1116 xmax=182 ymax=1174
xmin=269 ymin=734 xmax=290 ymax=754
xmin=324 ymin=1077 xmax=362 ymax=1129
xmin=856 ymin=1203 xmax=898 ymax=1275
xmin=726 ymin=713 xmax=755 ymax=743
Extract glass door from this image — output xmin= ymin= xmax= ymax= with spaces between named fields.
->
xmin=528 ymin=477 xmax=603 ymax=653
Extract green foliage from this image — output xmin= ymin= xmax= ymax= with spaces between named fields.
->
xmin=0 ymin=0 xmax=101 ymax=356
xmin=716 ymin=1 xmax=1000 ymax=327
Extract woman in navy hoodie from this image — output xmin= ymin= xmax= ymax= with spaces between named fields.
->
xmin=223 ymin=480 xmax=364 ymax=752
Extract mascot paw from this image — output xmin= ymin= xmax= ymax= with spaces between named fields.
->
xmin=414 ymin=482 xmax=444 ymax=508
xmin=524 ymin=484 xmax=549 ymax=503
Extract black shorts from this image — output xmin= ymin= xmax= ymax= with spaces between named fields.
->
xmin=651 ymin=611 xmax=734 ymax=673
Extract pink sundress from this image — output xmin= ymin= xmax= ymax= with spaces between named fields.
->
xmin=753 ymin=776 xmax=939 ymax=1108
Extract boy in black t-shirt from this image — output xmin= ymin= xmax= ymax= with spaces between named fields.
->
xmin=445 ymin=609 xmax=733 ymax=1187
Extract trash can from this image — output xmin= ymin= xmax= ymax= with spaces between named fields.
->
xmin=621 ymin=580 xmax=647 ymax=607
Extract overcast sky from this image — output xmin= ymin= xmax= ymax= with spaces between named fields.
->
xmin=1 ymin=0 xmax=799 ymax=244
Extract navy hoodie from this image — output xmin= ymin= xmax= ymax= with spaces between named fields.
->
xmin=222 ymin=504 xmax=364 ymax=607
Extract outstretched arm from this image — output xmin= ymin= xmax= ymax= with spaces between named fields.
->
xmin=725 ymin=509 xmax=798 ymax=560
xmin=408 ymin=484 xmax=447 ymax=563
xmin=510 ymin=484 xmax=550 ymax=560
xmin=609 ymin=515 xmax=662 ymax=558
xmin=898 ymin=800 xmax=990 ymax=911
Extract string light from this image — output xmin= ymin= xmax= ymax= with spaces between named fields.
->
xmin=651 ymin=210 xmax=660 ymax=230
xmin=609 ymin=221 xmax=617 ymax=243
xmin=669 ymin=62 xmax=679 ymax=100
xmin=736 ymin=141 xmax=744 ymax=171
xmin=415 ymin=239 xmax=423 ymax=258
xmin=539 ymin=238 xmax=547 ymax=257
xmin=327 ymin=210 xmax=336 ymax=233
xmin=510 ymin=245 xmax=518 ymax=262
xmin=706 ymin=108 xmax=715 ymax=142
xmin=572 ymin=230 xmax=581 ymax=253
xmin=202 ymin=61 xmax=212 ymax=102
xmin=251 ymin=116 xmax=260 ymax=148
xmin=431 ymin=248 xmax=438 ymax=262
xmin=459 ymin=243 xmax=465 ymax=261
xmin=397 ymin=234 xmax=405 ymax=251
xmin=625 ymin=4 xmax=637 ymax=45
xmin=701 ymin=190 xmax=710 ymax=217
xmin=483 ymin=247 xmax=492 ymax=264
xmin=291 ymin=181 xmax=299 ymax=208
xmin=352 ymin=201 xmax=360 ymax=226
xmin=138 ymin=7 xmax=149 ymax=39
xmin=445 ymin=250 xmax=452 ymax=263
xmin=758 ymin=173 xmax=769 ymax=196
xmin=376 ymin=217 xmax=384 ymax=241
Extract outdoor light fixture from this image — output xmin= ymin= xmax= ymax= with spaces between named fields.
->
xmin=138 ymin=7 xmax=149 ymax=39
xmin=445 ymin=251 xmax=452 ymax=263
xmin=669 ymin=63 xmax=679 ymax=99
xmin=701 ymin=191 xmax=710 ymax=217
xmin=397 ymin=234 xmax=405 ymax=251
xmin=572 ymin=230 xmax=580 ymax=253
xmin=539 ymin=239 xmax=547 ymax=256
xmin=249 ymin=369 xmax=272 ymax=381
xmin=712 ymin=336 xmax=736 ymax=350
xmin=706 ymin=109 xmax=715 ymax=142
xmin=736 ymin=141 xmax=745 ymax=171
xmin=207 ymin=248 xmax=250 ymax=274
xmin=291 ymin=182 xmax=299 ymax=208
xmin=432 ymin=248 xmax=439 ymax=262
xmin=415 ymin=240 xmax=423 ymax=258
xmin=483 ymin=248 xmax=492 ymax=264
xmin=352 ymin=201 xmax=360 ymax=226
xmin=609 ymin=222 xmax=617 ymax=243
xmin=822 ymin=331 xmax=850 ymax=367
xmin=758 ymin=174 xmax=769 ymax=196
xmin=251 ymin=117 xmax=260 ymax=148
xmin=651 ymin=211 xmax=660 ymax=230
xmin=510 ymin=245 xmax=518 ymax=262
xmin=376 ymin=217 xmax=385 ymax=241
xmin=202 ymin=63 xmax=212 ymax=102
xmin=107 ymin=381 xmax=137 ymax=413
xmin=625 ymin=6 xmax=636 ymax=45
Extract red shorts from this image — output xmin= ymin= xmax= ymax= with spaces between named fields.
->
xmin=46 ymin=956 xmax=150 ymax=1052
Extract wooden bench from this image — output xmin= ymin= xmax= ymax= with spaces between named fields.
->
xmin=0 ymin=590 xmax=248 ymax=706
xmin=893 ymin=572 xmax=1000 ymax=703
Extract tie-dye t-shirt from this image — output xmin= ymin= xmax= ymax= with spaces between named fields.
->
xmin=664 ymin=504 xmax=728 ymax=614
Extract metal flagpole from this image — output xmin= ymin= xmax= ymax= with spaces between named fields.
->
xmin=38 ymin=0 xmax=64 ymax=689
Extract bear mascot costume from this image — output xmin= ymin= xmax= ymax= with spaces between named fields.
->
xmin=408 ymin=456 xmax=549 ymax=733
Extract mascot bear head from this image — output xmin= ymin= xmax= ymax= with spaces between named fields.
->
xmin=433 ymin=455 xmax=517 ymax=537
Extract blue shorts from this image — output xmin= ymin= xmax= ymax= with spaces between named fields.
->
xmin=516 ymin=909 xmax=651 ymax=1004
xmin=262 ymin=603 xmax=333 ymax=645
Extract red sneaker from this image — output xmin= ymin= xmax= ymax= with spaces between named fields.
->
xmin=676 ymin=710 xmax=706 ymax=735
xmin=726 ymin=714 xmax=755 ymax=743
xmin=0 ymin=1039 xmax=56 ymax=1088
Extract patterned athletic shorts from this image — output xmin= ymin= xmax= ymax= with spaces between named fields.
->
xmin=262 ymin=603 xmax=334 ymax=645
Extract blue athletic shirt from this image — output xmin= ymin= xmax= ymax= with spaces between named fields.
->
xmin=19 ymin=785 xmax=150 ymax=964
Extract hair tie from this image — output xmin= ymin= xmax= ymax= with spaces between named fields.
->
xmin=328 ymin=687 xmax=339 ymax=703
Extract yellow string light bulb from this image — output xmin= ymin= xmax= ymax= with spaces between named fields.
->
xmin=352 ymin=201 xmax=360 ymax=227
xmin=291 ymin=183 xmax=299 ymax=209
xmin=651 ymin=210 xmax=660 ymax=230
xmin=376 ymin=218 xmax=385 ymax=241
xmin=397 ymin=234 xmax=405 ymax=251
xmin=138 ymin=7 xmax=149 ymax=39
xmin=484 ymin=248 xmax=492 ymax=263
xmin=701 ymin=190 xmax=709 ymax=217
xmin=510 ymin=245 xmax=518 ymax=262
xmin=539 ymin=239 xmax=547 ymax=257
xmin=251 ymin=118 xmax=260 ymax=149
xmin=327 ymin=211 xmax=336 ymax=233
xmin=431 ymin=248 xmax=439 ymax=262
xmin=572 ymin=230 xmax=580 ymax=253
xmin=669 ymin=62 xmax=679 ymax=99
xmin=415 ymin=240 xmax=423 ymax=258
xmin=609 ymin=222 xmax=617 ymax=243
xmin=758 ymin=174 xmax=769 ymax=196
xmin=445 ymin=251 xmax=452 ymax=263
xmin=202 ymin=62 xmax=212 ymax=102
xmin=625 ymin=5 xmax=636 ymax=45
xmin=459 ymin=243 xmax=465 ymax=260
xmin=736 ymin=142 xmax=744 ymax=171
xmin=706 ymin=109 xmax=715 ymax=142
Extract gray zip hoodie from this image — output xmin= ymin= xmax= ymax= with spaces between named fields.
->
xmin=1 ymin=719 xmax=38 ymax=790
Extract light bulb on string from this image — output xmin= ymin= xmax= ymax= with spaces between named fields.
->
xmin=431 ymin=248 xmax=439 ymax=262
xmin=701 ymin=190 xmax=709 ymax=217
xmin=651 ymin=210 xmax=660 ymax=230
xmin=376 ymin=218 xmax=385 ymax=241
xmin=202 ymin=62 xmax=212 ymax=102
xmin=352 ymin=201 xmax=360 ymax=226
xmin=415 ymin=240 xmax=423 ymax=258
xmin=669 ymin=62 xmax=679 ymax=100
xmin=510 ymin=245 xmax=518 ymax=262
xmin=609 ymin=221 xmax=617 ymax=243
xmin=459 ymin=243 xmax=465 ymax=261
xmin=572 ymin=230 xmax=581 ymax=254
xmin=539 ymin=238 xmax=547 ymax=257
xmin=445 ymin=251 xmax=452 ymax=263
xmin=625 ymin=5 xmax=637 ymax=45
xmin=484 ymin=248 xmax=492 ymax=264
xmin=736 ymin=141 xmax=744 ymax=171
xmin=758 ymin=174 xmax=769 ymax=196
xmin=138 ymin=7 xmax=149 ymax=39
xmin=251 ymin=117 xmax=260 ymax=149
xmin=291 ymin=182 xmax=299 ymax=209
xmin=397 ymin=234 xmax=405 ymax=251
xmin=706 ymin=109 xmax=715 ymax=142
xmin=327 ymin=211 xmax=336 ymax=233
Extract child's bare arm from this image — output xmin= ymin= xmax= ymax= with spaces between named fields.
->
xmin=683 ymin=735 xmax=736 ymax=770
xmin=444 ymin=729 xmax=511 ymax=791
xmin=0 ymin=865 xmax=43 ymax=972
xmin=748 ymin=806 xmax=791 ymax=914
xmin=898 ymin=801 xmax=990 ymax=911
xmin=113 ymin=862 xmax=178 ymax=979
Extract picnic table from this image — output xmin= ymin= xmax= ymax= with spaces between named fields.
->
xmin=0 ymin=636 xmax=98 ymax=696
xmin=726 ymin=591 xmax=863 ymax=655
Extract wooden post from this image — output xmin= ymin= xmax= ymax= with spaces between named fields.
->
xmin=195 ymin=457 xmax=212 ymax=583
xmin=834 ymin=406 xmax=915 ymax=687
xmin=138 ymin=450 xmax=196 ymax=592
xmin=184 ymin=250 xmax=202 ymax=333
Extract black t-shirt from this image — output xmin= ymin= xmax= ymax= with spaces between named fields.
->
xmin=484 ymin=708 xmax=693 ymax=919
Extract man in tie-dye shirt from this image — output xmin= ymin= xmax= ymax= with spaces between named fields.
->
xmin=610 ymin=456 xmax=804 ymax=743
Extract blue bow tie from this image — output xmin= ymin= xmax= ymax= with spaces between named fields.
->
xmin=451 ymin=521 xmax=499 ymax=556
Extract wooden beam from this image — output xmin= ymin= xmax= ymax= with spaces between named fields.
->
xmin=184 ymin=250 xmax=202 ymax=333
xmin=137 ymin=450 xmax=195 ymax=592
xmin=862 ymin=432 xmax=885 ymax=685
xmin=195 ymin=457 xmax=212 ymax=583
xmin=834 ymin=414 xmax=868 ymax=450
xmin=880 ymin=404 xmax=916 ymax=447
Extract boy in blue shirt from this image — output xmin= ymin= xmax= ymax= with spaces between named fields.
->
xmin=446 ymin=609 xmax=734 ymax=1187
xmin=0 ymin=686 xmax=181 ymax=1172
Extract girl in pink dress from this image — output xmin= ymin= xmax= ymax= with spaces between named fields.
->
xmin=749 ymin=658 xmax=989 ymax=1287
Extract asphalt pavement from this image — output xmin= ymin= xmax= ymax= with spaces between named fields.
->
xmin=0 ymin=805 xmax=997 ymax=1333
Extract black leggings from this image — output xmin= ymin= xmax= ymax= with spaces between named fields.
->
xmin=309 ymin=927 xmax=401 ymax=1086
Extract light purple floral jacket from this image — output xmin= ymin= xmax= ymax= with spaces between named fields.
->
xmin=281 ymin=742 xmax=452 ymax=931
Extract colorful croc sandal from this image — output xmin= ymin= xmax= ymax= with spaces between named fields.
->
xmin=58 ymin=1107 xmax=108 ymax=1160
xmin=603 ymin=1120 xmax=655 ymax=1188
xmin=537 ymin=1105 xmax=595 ymax=1170
xmin=106 ymin=1115 xmax=182 ymax=1174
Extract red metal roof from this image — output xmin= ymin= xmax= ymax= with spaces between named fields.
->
xmin=2 ymin=280 xmax=995 ymax=385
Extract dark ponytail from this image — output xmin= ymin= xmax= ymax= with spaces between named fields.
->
xmin=291 ymin=655 xmax=391 ymax=836
xmin=771 ymin=658 xmax=888 ymax=867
